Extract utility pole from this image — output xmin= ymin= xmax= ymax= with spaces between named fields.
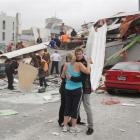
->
xmin=138 ymin=0 xmax=140 ymax=11
xmin=16 ymin=13 xmax=22 ymax=45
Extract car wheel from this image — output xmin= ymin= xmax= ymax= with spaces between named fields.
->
xmin=107 ymin=88 xmax=115 ymax=94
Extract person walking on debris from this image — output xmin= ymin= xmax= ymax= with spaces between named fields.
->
xmin=50 ymin=51 xmax=61 ymax=75
xmin=5 ymin=59 xmax=19 ymax=90
xmin=70 ymin=47 xmax=94 ymax=135
xmin=58 ymin=56 xmax=82 ymax=127
xmin=61 ymin=53 xmax=91 ymax=133
xmin=36 ymin=55 xmax=48 ymax=89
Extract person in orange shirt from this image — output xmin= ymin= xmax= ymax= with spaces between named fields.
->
xmin=60 ymin=32 xmax=69 ymax=49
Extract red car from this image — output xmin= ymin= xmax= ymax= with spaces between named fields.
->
xmin=105 ymin=62 xmax=140 ymax=94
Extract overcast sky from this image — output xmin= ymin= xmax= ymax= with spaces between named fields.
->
xmin=0 ymin=0 xmax=139 ymax=30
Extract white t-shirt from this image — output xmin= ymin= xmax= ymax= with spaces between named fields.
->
xmin=50 ymin=53 xmax=61 ymax=61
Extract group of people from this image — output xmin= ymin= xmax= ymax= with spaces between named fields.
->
xmin=30 ymin=49 xmax=51 ymax=89
xmin=49 ymin=29 xmax=77 ymax=50
xmin=5 ymin=49 xmax=50 ymax=90
xmin=58 ymin=47 xmax=94 ymax=135
xmin=6 ymin=41 xmax=25 ymax=52
xmin=31 ymin=49 xmax=62 ymax=89
xmin=4 ymin=42 xmax=94 ymax=135
xmin=5 ymin=47 xmax=62 ymax=91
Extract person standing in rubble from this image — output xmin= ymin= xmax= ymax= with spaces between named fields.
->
xmin=7 ymin=42 xmax=14 ymax=52
xmin=36 ymin=55 xmax=48 ymax=88
xmin=42 ymin=49 xmax=50 ymax=68
xmin=71 ymin=28 xmax=77 ymax=37
xmin=49 ymin=38 xmax=57 ymax=49
xmin=36 ymin=35 xmax=42 ymax=44
xmin=60 ymin=32 xmax=69 ymax=49
xmin=50 ymin=51 xmax=61 ymax=75
xmin=60 ymin=23 xmax=66 ymax=36
xmin=5 ymin=59 xmax=19 ymax=90
xmin=16 ymin=41 xmax=25 ymax=50
xmin=54 ymin=35 xmax=61 ymax=48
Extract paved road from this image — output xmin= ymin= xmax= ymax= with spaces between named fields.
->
xmin=0 ymin=89 xmax=140 ymax=140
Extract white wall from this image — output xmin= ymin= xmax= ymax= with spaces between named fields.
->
xmin=0 ymin=13 xmax=17 ymax=50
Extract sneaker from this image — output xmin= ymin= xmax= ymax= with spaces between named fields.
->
xmin=8 ymin=87 xmax=15 ymax=90
xmin=70 ymin=127 xmax=80 ymax=133
xmin=62 ymin=126 xmax=68 ymax=132
xmin=86 ymin=128 xmax=94 ymax=135
xmin=39 ymin=86 xmax=43 ymax=89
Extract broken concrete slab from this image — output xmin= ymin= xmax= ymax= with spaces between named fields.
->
xmin=136 ymin=120 xmax=140 ymax=124
xmin=121 ymin=103 xmax=136 ymax=107
xmin=47 ymin=120 xmax=54 ymax=123
xmin=0 ymin=109 xmax=18 ymax=116
xmin=119 ymin=129 xmax=126 ymax=132
xmin=51 ymin=132 xmax=60 ymax=136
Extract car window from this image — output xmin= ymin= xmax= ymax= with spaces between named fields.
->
xmin=111 ymin=63 xmax=127 ymax=70
xmin=112 ymin=63 xmax=140 ymax=71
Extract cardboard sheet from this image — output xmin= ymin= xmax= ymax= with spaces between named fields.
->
xmin=18 ymin=63 xmax=38 ymax=92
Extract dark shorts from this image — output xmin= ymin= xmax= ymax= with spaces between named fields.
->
xmin=64 ymin=88 xmax=82 ymax=119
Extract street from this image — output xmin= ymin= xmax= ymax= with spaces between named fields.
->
xmin=0 ymin=83 xmax=140 ymax=140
